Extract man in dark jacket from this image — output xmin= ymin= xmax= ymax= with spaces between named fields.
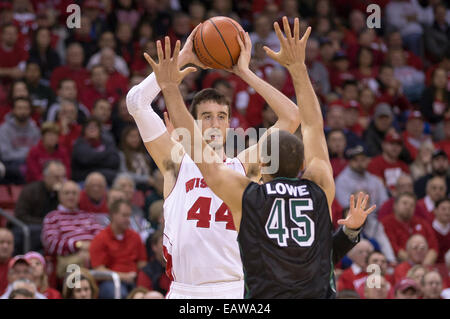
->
xmin=13 ymin=160 xmax=66 ymax=254
xmin=71 ymin=117 xmax=120 ymax=185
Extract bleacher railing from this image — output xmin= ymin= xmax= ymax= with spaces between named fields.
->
xmin=89 ymin=270 xmax=121 ymax=299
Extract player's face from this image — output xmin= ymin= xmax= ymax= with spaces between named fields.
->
xmin=196 ymin=102 xmax=229 ymax=148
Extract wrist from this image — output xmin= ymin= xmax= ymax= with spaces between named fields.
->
xmin=287 ymin=63 xmax=307 ymax=76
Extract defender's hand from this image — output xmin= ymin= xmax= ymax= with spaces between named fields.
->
xmin=337 ymin=192 xmax=376 ymax=230
xmin=179 ymin=24 xmax=209 ymax=69
xmin=264 ymin=16 xmax=311 ymax=71
xmin=144 ymin=37 xmax=197 ymax=90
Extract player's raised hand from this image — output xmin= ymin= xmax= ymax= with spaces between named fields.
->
xmin=231 ymin=31 xmax=252 ymax=76
xmin=337 ymin=192 xmax=376 ymax=230
xmin=179 ymin=24 xmax=209 ymax=69
xmin=143 ymin=37 xmax=197 ymax=90
xmin=264 ymin=16 xmax=311 ymax=71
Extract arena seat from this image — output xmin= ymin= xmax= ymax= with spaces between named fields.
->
xmin=0 ymin=185 xmax=14 ymax=210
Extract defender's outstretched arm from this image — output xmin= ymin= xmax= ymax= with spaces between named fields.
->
xmin=265 ymin=17 xmax=335 ymax=211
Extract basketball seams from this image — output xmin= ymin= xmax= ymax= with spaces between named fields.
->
xmin=209 ymin=19 xmax=235 ymax=67
xmin=199 ymin=21 xmax=229 ymax=69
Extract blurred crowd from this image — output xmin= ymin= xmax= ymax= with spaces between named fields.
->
xmin=0 ymin=0 xmax=449 ymax=299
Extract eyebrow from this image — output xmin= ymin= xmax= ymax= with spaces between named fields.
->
xmin=200 ymin=111 xmax=228 ymax=117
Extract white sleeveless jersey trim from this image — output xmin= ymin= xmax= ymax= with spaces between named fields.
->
xmin=163 ymin=154 xmax=245 ymax=285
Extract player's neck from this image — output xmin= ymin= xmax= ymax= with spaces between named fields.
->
xmin=111 ymin=223 xmax=125 ymax=237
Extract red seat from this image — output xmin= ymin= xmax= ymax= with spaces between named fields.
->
xmin=0 ymin=209 xmax=13 ymax=227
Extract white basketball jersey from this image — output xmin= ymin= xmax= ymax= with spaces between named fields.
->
xmin=163 ymin=154 xmax=245 ymax=285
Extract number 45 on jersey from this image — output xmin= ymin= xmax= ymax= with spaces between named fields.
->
xmin=266 ymin=198 xmax=315 ymax=247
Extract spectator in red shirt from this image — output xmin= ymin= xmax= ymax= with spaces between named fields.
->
xmin=381 ymin=192 xmax=439 ymax=266
xmin=329 ymin=52 xmax=355 ymax=90
xmin=326 ymin=128 xmax=348 ymax=178
xmin=351 ymin=47 xmax=379 ymax=90
xmin=367 ymin=131 xmax=410 ymax=190
xmin=394 ymin=234 xmax=432 ymax=284
xmin=422 ymin=270 xmax=444 ymax=299
xmin=79 ymin=172 xmax=108 ymax=214
xmin=137 ymin=229 xmax=171 ymax=296
xmin=375 ymin=65 xmax=412 ymax=115
xmin=98 ymin=48 xmax=128 ymax=98
xmin=50 ymin=42 xmax=90 ymax=93
xmin=25 ymin=121 xmax=71 ymax=183
xmin=432 ymin=198 xmax=450 ymax=264
xmin=80 ymin=65 xmax=121 ymax=111
xmin=377 ymin=173 xmax=427 ymax=221
xmin=367 ymin=251 xmax=395 ymax=286
xmin=416 ymin=176 xmax=447 ymax=223
xmin=42 ymin=180 xmax=104 ymax=258
xmin=0 ymin=228 xmax=14 ymax=295
xmin=384 ymin=31 xmax=423 ymax=71
xmin=25 ymin=251 xmax=61 ymax=299
xmin=57 ymin=100 xmax=82 ymax=155
xmin=90 ymin=199 xmax=148 ymax=299
xmin=0 ymin=24 xmax=28 ymax=85
xmin=402 ymin=111 xmax=433 ymax=161
xmin=337 ymin=239 xmax=374 ymax=292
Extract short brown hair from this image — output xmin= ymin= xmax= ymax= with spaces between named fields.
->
xmin=109 ymin=198 xmax=132 ymax=216
xmin=261 ymin=130 xmax=304 ymax=179
xmin=190 ymin=88 xmax=230 ymax=119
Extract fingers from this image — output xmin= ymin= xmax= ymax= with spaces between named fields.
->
xmin=143 ymin=52 xmax=156 ymax=68
xmin=365 ymin=205 xmax=377 ymax=216
xmin=356 ymin=192 xmax=363 ymax=209
xmin=263 ymin=46 xmax=277 ymax=59
xmin=156 ymin=40 xmax=163 ymax=63
xmin=337 ymin=219 xmax=347 ymax=226
xmin=294 ymin=18 xmax=300 ymax=40
xmin=165 ymin=36 xmax=171 ymax=59
xmin=349 ymin=194 xmax=355 ymax=210
xmin=173 ymin=40 xmax=181 ymax=65
xmin=245 ymin=31 xmax=251 ymax=50
xmin=180 ymin=66 xmax=197 ymax=78
xmin=302 ymin=26 xmax=312 ymax=42
xmin=163 ymin=112 xmax=170 ymax=126
xmin=273 ymin=21 xmax=286 ymax=42
xmin=282 ymin=16 xmax=292 ymax=39
xmin=361 ymin=194 xmax=369 ymax=210
xmin=236 ymin=32 xmax=245 ymax=50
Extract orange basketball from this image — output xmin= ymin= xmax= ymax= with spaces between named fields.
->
xmin=193 ymin=16 xmax=245 ymax=70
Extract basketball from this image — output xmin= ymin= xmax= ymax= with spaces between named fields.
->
xmin=193 ymin=16 xmax=245 ymax=70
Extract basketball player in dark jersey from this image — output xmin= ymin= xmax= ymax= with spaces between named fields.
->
xmin=145 ymin=17 xmax=376 ymax=298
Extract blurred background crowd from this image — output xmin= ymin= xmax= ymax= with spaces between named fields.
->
xmin=0 ymin=0 xmax=449 ymax=299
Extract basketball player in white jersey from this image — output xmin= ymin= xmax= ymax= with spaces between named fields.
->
xmin=126 ymin=25 xmax=300 ymax=298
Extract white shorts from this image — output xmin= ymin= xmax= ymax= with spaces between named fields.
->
xmin=166 ymin=280 xmax=245 ymax=299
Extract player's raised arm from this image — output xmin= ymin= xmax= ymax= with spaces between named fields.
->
xmin=265 ymin=17 xmax=335 ymax=210
xmin=145 ymin=38 xmax=251 ymax=231
xmin=232 ymin=32 xmax=300 ymax=177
